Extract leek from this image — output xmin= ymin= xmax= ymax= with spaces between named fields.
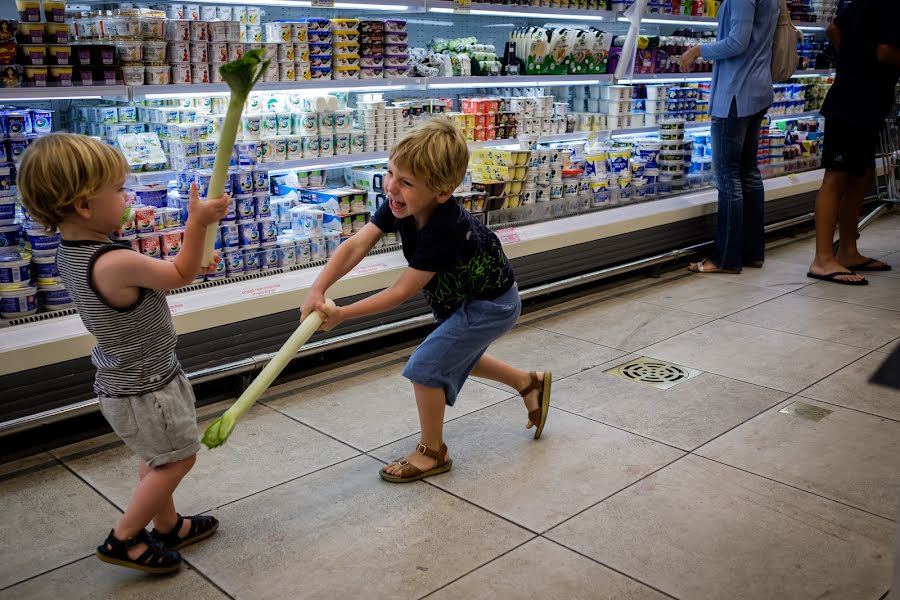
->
xmin=202 ymin=299 xmax=335 ymax=448
xmin=200 ymin=49 xmax=270 ymax=265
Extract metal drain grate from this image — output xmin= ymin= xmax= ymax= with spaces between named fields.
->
xmin=605 ymin=357 xmax=702 ymax=390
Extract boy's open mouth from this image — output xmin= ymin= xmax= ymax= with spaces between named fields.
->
xmin=389 ymin=197 xmax=406 ymax=212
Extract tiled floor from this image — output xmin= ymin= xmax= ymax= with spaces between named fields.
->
xmin=2 ymin=216 xmax=900 ymax=599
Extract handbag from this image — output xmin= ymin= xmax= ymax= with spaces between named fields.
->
xmin=771 ymin=0 xmax=802 ymax=82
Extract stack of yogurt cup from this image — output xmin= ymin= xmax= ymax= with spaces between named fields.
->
xmin=332 ymin=19 xmax=361 ymax=81
xmin=307 ymin=18 xmax=333 ymax=80
xmin=657 ymin=119 xmax=688 ymax=193
xmin=382 ymin=20 xmax=409 ymax=79
xmin=359 ymin=20 xmax=384 ymax=79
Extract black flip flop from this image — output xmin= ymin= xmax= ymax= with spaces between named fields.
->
xmin=806 ymin=271 xmax=868 ymax=286
xmin=844 ymin=257 xmax=892 ymax=272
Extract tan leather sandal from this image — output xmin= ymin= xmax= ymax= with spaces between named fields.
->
xmin=380 ymin=442 xmax=453 ymax=483
xmin=519 ymin=370 xmax=552 ymax=440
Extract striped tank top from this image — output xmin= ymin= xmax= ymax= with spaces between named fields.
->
xmin=56 ymin=240 xmax=180 ymax=397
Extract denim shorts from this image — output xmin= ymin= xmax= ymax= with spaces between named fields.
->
xmin=98 ymin=371 xmax=200 ymax=467
xmin=403 ymin=284 xmax=521 ymax=406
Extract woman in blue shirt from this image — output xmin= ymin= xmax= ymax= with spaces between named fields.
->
xmin=681 ymin=0 xmax=780 ymax=273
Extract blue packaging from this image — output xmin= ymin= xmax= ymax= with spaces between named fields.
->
xmin=236 ymin=195 xmax=256 ymax=220
xmin=37 ymin=283 xmax=72 ymax=309
xmin=26 ymin=227 xmax=60 ymax=252
xmin=222 ymin=196 xmax=237 ymax=222
xmin=225 ymin=251 xmax=244 ymax=277
xmin=238 ymin=220 xmax=260 ymax=248
xmin=0 ymin=196 xmax=15 ymax=223
xmin=243 ymin=249 xmax=261 ymax=272
xmin=258 ymin=218 xmax=278 ymax=243
xmin=232 ymin=168 xmax=254 ymax=196
xmin=255 ymin=193 xmax=271 ymax=218
xmin=193 ymin=169 xmax=213 ymax=198
xmin=221 ymin=223 xmax=240 ymax=249
xmin=0 ymin=223 xmax=21 ymax=247
xmin=253 ymin=168 xmax=270 ymax=191
xmin=206 ymin=256 xmax=227 ymax=279
xmin=0 ymin=253 xmax=30 ymax=287
xmin=260 ymin=244 xmax=278 ymax=269
xmin=176 ymin=170 xmax=193 ymax=194
xmin=31 ymin=254 xmax=59 ymax=282
xmin=276 ymin=240 xmax=296 ymax=267
xmin=0 ymin=285 xmax=37 ymax=318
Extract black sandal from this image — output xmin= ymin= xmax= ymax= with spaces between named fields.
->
xmin=151 ymin=513 xmax=219 ymax=550
xmin=96 ymin=529 xmax=182 ymax=574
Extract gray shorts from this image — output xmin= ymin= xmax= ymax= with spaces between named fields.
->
xmin=99 ymin=371 xmax=200 ymax=468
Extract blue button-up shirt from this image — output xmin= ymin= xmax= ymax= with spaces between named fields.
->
xmin=701 ymin=0 xmax=780 ymax=118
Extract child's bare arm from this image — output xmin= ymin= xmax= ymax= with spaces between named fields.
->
xmin=300 ymin=222 xmax=383 ymax=321
xmin=93 ymin=184 xmax=230 ymax=299
xmin=317 ymin=267 xmax=433 ymax=331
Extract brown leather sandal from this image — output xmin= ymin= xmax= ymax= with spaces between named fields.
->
xmin=519 ymin=370 xmax=552 ymax=440
xmin=380 ymin=442 xmax=453 ymax=483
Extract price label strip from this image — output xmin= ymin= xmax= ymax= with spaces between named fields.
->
xmin=312 ymin=0 xmax=335 ymax=7
xmin=453 ymin=0 xmax=471 ymax=13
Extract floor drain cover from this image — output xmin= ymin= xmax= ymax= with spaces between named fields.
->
xmin=605 ymin=357 xmax=702 ymax=390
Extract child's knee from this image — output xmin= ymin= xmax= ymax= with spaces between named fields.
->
xmin=161 ymin=453 xmax=196 ymax=475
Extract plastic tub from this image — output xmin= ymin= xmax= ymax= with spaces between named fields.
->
xmin=26 ymin=227 xmax=60 ymax=252
xmin=143 ymin=41 xmax=167 ymax=63
xmin=30 ymin=253 xmax=60 ymax=283
xmin=0 ymin=285 xmax=37 ymax=318
xmin=45 ymin=23 xmax=68 ymax=44
xmin=15 ymin=0 xmax=41 ymax=23
xmin=0 ymin=253 xmax=30 ymax=288
xmin=37 ymin=282 xmax=71 ymax=310
xmin=0 ymin=223 xmax=20 ymax=247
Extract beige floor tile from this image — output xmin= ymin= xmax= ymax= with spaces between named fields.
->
xmin=266 ymin=356 xmax=512 ymax=451
xmin=878 ymin=338 xmax=900 ymax=354
xmin=470 ymin=325 xmax=626 ymax=382
xmin=182 ymin=455 xmax=532 ymax=600
xmin=641 ymin=320 xmax=868 ymax=393
xmin=698 ymin=259 xmax=816 ymax=292
xmin=803 ymin=353 xmax=900 ymax=420
xmin=764 ymin=238 xmax=817 ymax=266
xmin=371 ymin=400 xmax=683 ymax=533
xmin=57 ymin=404 xmax=359 ymax=516
xmin=725 ymin=294 xmax=900 ymax=349
xmin=620 ymin=275 xmax=784 ymax=318
xmin=0 ymin=464 xmax=122 ymax=589
xmin=0 ymin=452 xmax=55 ymax=478
xmin=529 ymin=297 xmax=713 ymax=352
xmin=427 ymin=537 xmax=669 ymax=600
xmin=796 ymin=275 xmax=900 ymax=312
xmin=552 ymin=366 xmax=789 ymax=450
xmin=0 ymin=556 xmax=227 ymax=600
xmin=547 ymin=455 xmax=894 ymax=600
xmin=696 ymin=398 xmax=900 ymax=518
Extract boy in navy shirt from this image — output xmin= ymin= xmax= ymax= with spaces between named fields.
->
xmin=301 ymin=118 xmax=551 ymax=482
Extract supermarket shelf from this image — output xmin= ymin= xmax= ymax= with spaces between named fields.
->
xmin=624 ymin=14 xmax=829 ymax=30
xmin=0 ymin=85 xmax=129 ymax=102
xmin=130 ymin=78 xmax=424 ymax=99
xmin=73 ymin=0 xmax=422 ymax=8
xmin=425 ymin=75 xmax=613 ymax=89
xmin=428 ymin=1 xmax=613 ymax=20
xmin=769 ymin=110 xmax=822 ymax=121
xmin=620 ymin=14 xmax=718 ymax=26
xmin=0 ymin=168 xmax=826 ymax=376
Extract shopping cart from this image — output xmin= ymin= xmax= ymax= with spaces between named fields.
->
xmin=875 ymin=85 xmax=900 ymax=205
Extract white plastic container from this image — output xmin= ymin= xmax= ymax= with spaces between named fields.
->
xmin=0 ymin=285 xmax=37 ymax=318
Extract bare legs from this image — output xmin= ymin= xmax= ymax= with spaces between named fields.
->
xmin=381 ymin=354 xmax=542 ymax=476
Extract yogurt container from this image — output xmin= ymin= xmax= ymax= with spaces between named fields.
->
xmin=31 ymin=253 xmax=61 ymax=284
xmin=146 ymin=65 xmax=171 ymax=85
xmin=0 ymin=253 xmax=30 ymax=289
xmin=221 ymin=223 xmax=240 ymax=249
xmin=37 ymin=282 xmax=72 ymax=311
xmin=238 ymin=220 xmax=260 ymax=247
xmin=294 ymin=237 xmax=311 ymax=265
xmin=225 ymin=251 xmax=244 ymax=277
xmin=0 ymin=223 xmax=21 ymax=247
xmin=0 ymin=197 xmax=16 ymax=224
xmin=26 ymin=227 xmax=60 ymax=252
xmin=0 ymin=285 xmax=37 ymax=318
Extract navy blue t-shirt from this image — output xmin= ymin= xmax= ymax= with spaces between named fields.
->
xmin=371 ymin=199 xmax=515 ymax=319
xmin=821 ymin=0 xmax=900 ymax=127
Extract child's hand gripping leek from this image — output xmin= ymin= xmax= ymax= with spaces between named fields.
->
xmin=202 ymin=298 xmax=336 ymax=448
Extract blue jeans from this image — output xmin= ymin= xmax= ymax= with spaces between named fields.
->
xmin=710 ymin=100 xmax=768 ymax=271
